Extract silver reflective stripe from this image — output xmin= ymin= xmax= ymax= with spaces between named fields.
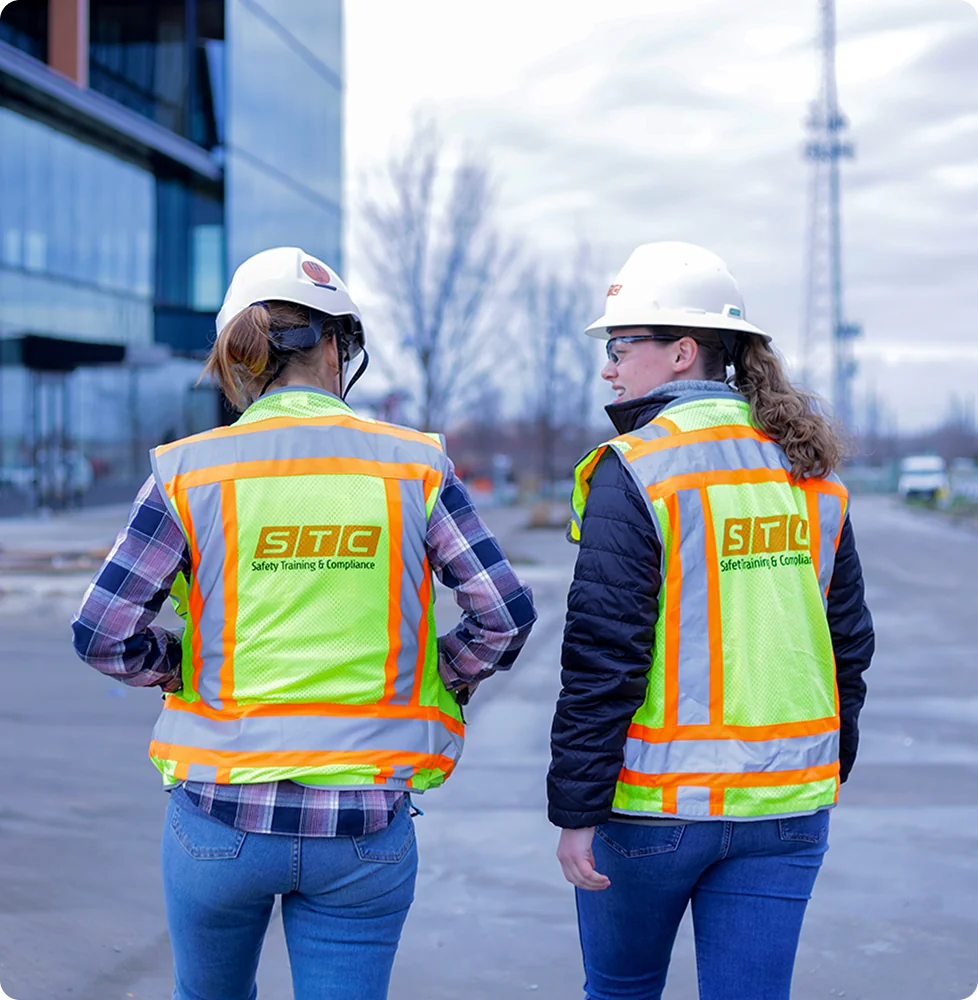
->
xmin=389 ymin=478 xmax=429 ymax=705
xmin=624 ymin=435 xmax=790 ymax=486
xmin=676 ymin=787 xmax=711 ymax=817
xmin=390 ymin=764 xmax=418 ymax=784
xmin=568 ymin=513 xmax=582 ymax=544
xmin=152 ymin=710 xmax=464 ymax=762
xmin=816 ymin=488 xmax=846 ymax=602
xmin=674 ymin=489 xmax=711 ymax=726
xmin=623 ymin=729 xmax=839 ymax=776
xmin=184 ymin=483 xmax=231 ymax=708
xmin=186 ymin=764 xmax=218 ymax=782
xmin=155 ymin=423 xmax=445 ymax=482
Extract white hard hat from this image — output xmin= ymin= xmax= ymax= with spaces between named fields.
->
xmin=586 ymin=242 xmax=769 ymax=341
xmin=216 ymin=247 xmax=365 ymax=358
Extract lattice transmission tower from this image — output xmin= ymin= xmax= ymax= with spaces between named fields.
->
xmin=801 ymin=0 xmax=861 ymax=430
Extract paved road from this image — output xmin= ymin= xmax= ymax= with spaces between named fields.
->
xmin=0 ymin=497 xmax=975 ymax=999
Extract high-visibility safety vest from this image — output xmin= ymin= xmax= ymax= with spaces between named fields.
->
xmin=148 ymin=387 xmax=463 ymax=792
xmin=570 ymin=392 xmax=848 ymax=820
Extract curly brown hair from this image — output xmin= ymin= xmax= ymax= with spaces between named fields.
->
xmin=673 ymin=329 xmax=847 ymax=480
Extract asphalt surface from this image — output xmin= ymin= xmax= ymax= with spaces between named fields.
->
xmin=0 ymin=496 xmax=975 ymax=1000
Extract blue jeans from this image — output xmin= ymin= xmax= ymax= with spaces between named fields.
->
xmin=161 ymin=786 xmax=418 ymax=1000
xmin=576 ymin=811 xmax=830 ymax=1000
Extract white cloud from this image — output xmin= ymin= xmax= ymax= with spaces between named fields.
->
xmin=345 ymin=0 xmax=978 ymax=431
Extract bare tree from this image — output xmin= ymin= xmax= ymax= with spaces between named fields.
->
xmin=361 ymin=122 xmax=503 ymax=431
xmin=563 ymin=244 xmax=606 ymax=458
xmin=518 ymin=244 xmax=604 ymax=495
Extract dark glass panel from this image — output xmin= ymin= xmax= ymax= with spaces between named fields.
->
xmin=88 ymin=0 xmax=187 ymax=133
xmin=88 ymin=0 xmax=224 ymax=148
xmin=156 ymin=177 xmax=223 ymax=310
xmin=0 ymin=0 xmax=48 ymax=62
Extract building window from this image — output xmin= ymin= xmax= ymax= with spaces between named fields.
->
xmin=0 ymin=0 xmax=49 ymax=62
xmin=156 ymin=176 xmax=224 ymax=310
xmin=88 ymin=0 xmax=224 ymax=149
xmin=0 ymin=107 xmax=155 ymax=297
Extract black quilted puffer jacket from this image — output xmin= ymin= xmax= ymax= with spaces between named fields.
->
xmin=547 ymin=381 xmax=875 ymax=830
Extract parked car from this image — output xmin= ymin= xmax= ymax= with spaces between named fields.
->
xmin=897 ymin=454 xmax=950 ymax=502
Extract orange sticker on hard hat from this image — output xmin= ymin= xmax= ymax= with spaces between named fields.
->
xmin=302 ymin=261 xmax=332 ymax=285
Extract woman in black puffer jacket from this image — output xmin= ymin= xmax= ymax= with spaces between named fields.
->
xmin=548 ymin=242 xmax=874 ymax=1000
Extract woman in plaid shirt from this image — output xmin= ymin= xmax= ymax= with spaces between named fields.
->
xmin=72 ymin=248 xmax=536 ymax=1000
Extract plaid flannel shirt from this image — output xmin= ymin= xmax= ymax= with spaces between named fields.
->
xmin=72 ymin=464 xmax=535 ymax=836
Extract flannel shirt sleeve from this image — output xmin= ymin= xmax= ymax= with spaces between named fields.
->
xmin=426 ymin=464 xmax=537 ymax=691
xmin=71 ymin=475 xmax=189 ymax=690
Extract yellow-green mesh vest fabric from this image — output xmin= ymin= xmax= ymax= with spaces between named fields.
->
xmin=148 ymin=388 xmax=463 ymax=793
xmin=571 ymin=392 xmax=848 ymax=820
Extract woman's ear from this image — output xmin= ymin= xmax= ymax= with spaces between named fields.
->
xmin=674 ymin=337 xmax=699 ymax=374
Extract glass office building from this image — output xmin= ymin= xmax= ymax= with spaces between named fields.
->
xmin=0 ymin=0 xmax=343 ymax=505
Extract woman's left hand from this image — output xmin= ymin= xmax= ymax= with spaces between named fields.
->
xmin=557 ymin=827 xmax=611 ymax=891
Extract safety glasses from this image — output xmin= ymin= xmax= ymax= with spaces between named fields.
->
xmin=605 ymin=334 xmax=680 ymax=365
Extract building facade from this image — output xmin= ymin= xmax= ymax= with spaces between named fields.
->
xmin=0 ymin=0 xmax=343 ymax=506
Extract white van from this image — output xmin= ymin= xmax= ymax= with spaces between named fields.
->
xmin=897 ymin=455 xmax=949 ymax=501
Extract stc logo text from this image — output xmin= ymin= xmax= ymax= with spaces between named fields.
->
xmin=254 ymin=525 xmax=382 ymax=559
xmin=721 ymin=515 xmax=809 ymax=557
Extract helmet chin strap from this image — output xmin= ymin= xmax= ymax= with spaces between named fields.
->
xmin=341 ymin=348 xmax=369 ymax=400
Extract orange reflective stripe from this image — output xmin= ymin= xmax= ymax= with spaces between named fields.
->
xmin=162 ymin=696 xmax=466 ymax=738
xmin=653 ymin=416 xmax=683 ymax=435
xmin=219 ymin=480 xmax=238 ymax=709
xmin=700 ymin=487 xmax=724 ymax=726
xmin=382 ymin=480 xmax=403 ymax=704
xmin=662 ymin=787 xmax=678 ymax=814
xmin=410 ymin=559 xmax=433 ymax=706
xmin=663 ymin=494 xmax=682 ymax=729
xmin=628 ymin=716 xmax=839 ymax=743
xmin=806 ymin=491 xmax=822 ymax=585
xmin=173 ymin=491 xmax=204 ymax=693
xmin=802 ymin=477 xmax=847 ymax=498
xmin=173 ymin=762 xmax=190 ymax=781
xmin=168 ymin=458 xmax=443 ymax=494
xmin=709 ymin=788 xmax=725 ymax=816
xmin=156 ymin=414 xmax=442 ymax=456
xmin=577 ymin=450 xmax=604 ymax=491
xmin=215 ymin=767 xmax=232 ymax=783
xmin=373 ymin=766 xmax=395 ymax=784
xmin=619 ymin=761 xmax=839 ymax=789
xmin=149 ymin=742 xmax=456 ymax=774
xmin=646 ymin=467 xmax=845 ymax=502
xmin=624 ymin=424 xmax=773 ymax=462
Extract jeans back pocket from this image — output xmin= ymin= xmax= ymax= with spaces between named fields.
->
xmin=596 ymin=821 xmax=686 ymax=859
xmin=170 ymin=795 xmax=247 ymax=860
xmin=778 ymin=809 xmax=830 ymax=844
xmin=353 ymin=803 xmax=416 ymax=863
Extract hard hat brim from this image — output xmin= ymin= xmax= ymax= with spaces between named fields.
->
xmin=585 ymin=309 xmax=770 ymax=342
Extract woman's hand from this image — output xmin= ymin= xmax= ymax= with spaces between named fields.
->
xmin=557 ymin=827 xmax=611 ymax=891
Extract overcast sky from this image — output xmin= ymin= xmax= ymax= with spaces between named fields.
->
xmin=344 ymin=0 xmax=978 ymax=432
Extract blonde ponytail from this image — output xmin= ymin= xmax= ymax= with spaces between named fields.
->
xmin=201 ymin=301 xmax=311 ymax=411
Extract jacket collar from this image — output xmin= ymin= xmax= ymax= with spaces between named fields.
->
xmin=605 ymin=380 xmax=738 ymax=436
